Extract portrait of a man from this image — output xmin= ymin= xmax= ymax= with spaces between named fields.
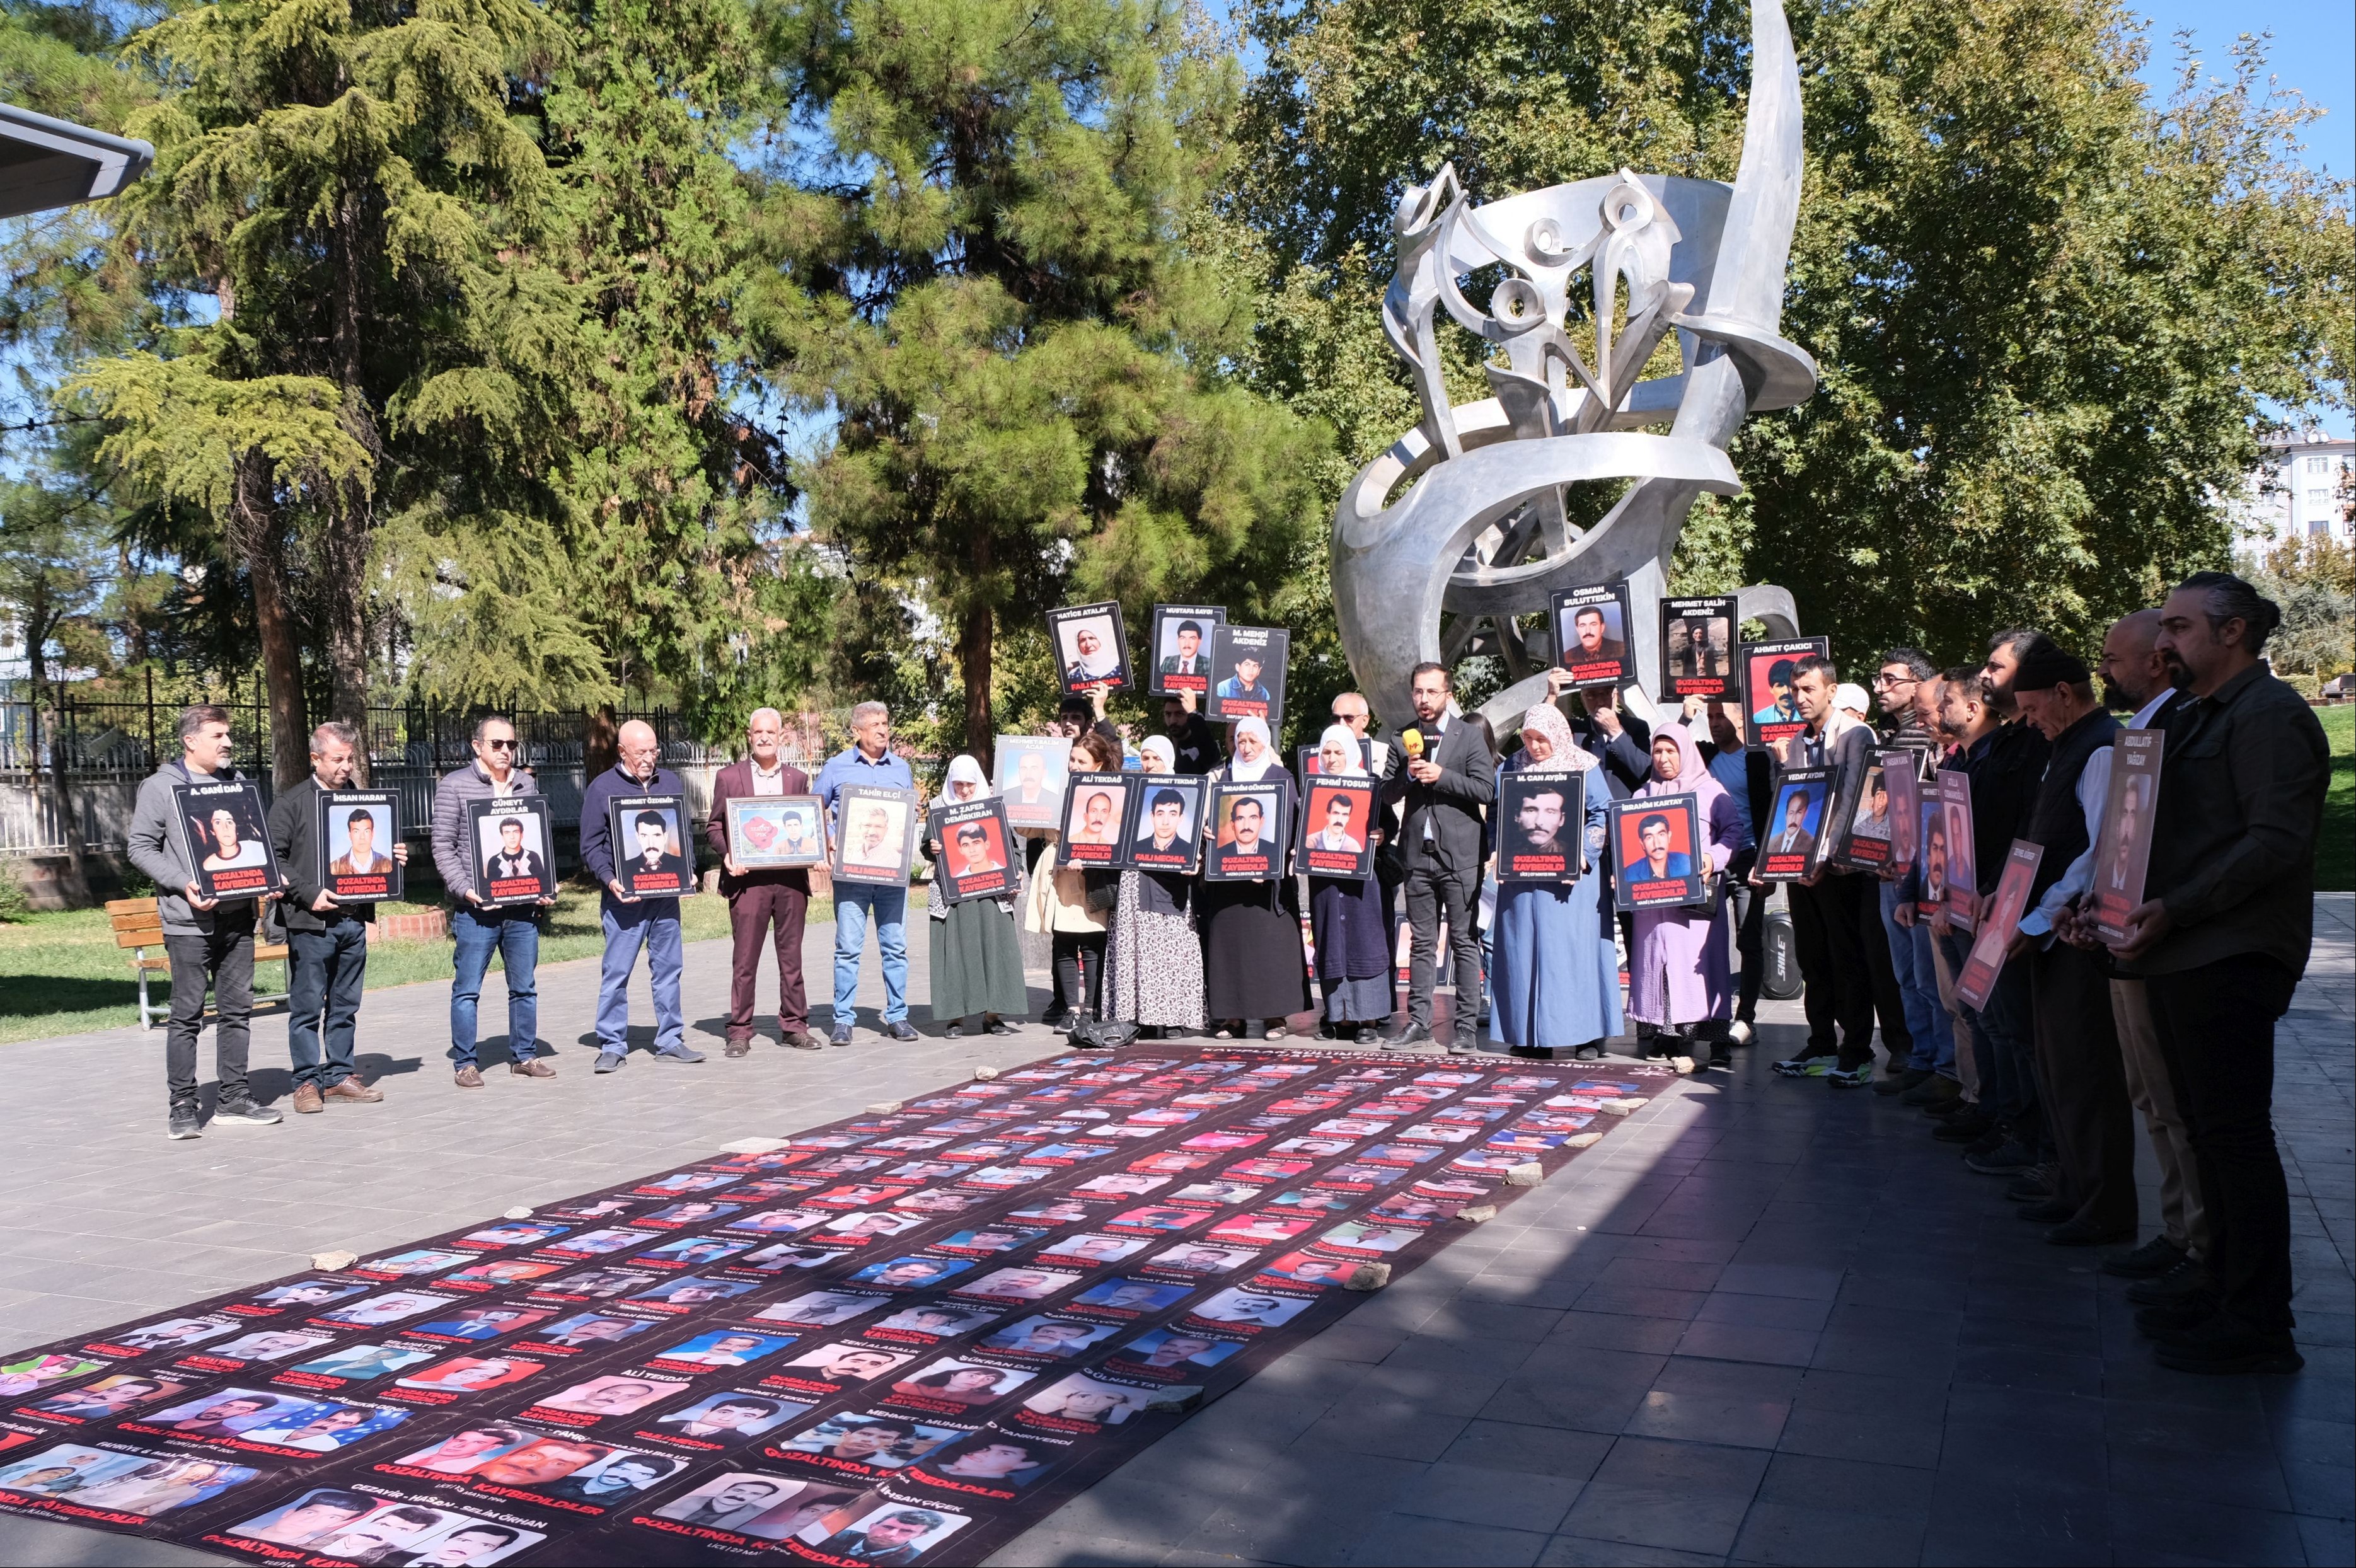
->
xmin=625 ymin=809 xmax=686 ymax=880
xmin=1619 ymin=810 xmax=1692 ymax=882
xmin=1070 ymin=788 xmax=1119 ymax=846
xmin=1767 ymin=785 xmax=1820 ymax=862
xmin=1307 ymin=790 xmax=1363 ymax=853
xmin=1752 ymin=657 xmax=1799 ymax=725
xmin=1566 ymin=602 xmax=1625 ymax=665
xmin=949 ymin=820 xmax=1005 ymax=877
xmin=328 ymin=807 xmax=391 ymax=877
xmin=480 ymin=815 xmax=546 ymax=889
xmin=1160 ymin=619 xmax=1207 ymax=677
xmin=843 ymin=802 xmax=904 ymax=870
xmin=1517 ymin=785 xmax=1571 ymax=858
xmin=199 ymin=804 xmax=267 ymax=872
xmin=1216 ymin=654 xmax=1269 ymax=703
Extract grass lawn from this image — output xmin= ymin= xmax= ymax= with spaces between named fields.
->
xmin=0 ymin=880 xmax=849 ymax=1046
xmin=2321 ymin=703 xmax=2352 ymax=894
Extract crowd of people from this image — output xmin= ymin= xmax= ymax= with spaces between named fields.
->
xmin=129 ymin=571 xmax=2328 ymax=1376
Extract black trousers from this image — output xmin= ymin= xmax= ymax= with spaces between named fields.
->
xmin=1857 ymin=875 xmax=1913 ymax=1066
xmin=1788 ymin=875 xmax=1875 ymax=1064
xmin=2145 ymin=954 xmax=2299 ymax=1334
xmin=1053 ymin=931 xmax=1105 ymax=1021
xmin=165 ymin=916 xmax=256 ymax=1111
xmin=2030 ymin=942 xmax=2136 ymax=1232
xmin=1404 ymin=859 xmax=1481 ymax=1040
xmin=287 ymin=920 xmax=368 ymax=1088
xmin=1724 ymin=848 xmax=1764 ymax=1023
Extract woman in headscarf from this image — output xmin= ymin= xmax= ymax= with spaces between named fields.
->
xmin=1198 ymin=715 xmax=1310 ymax=1038
xmin=1023 ymin=729 xmax=1121 ymax=1034
xmin=921 ymin=755 xmax=1027 ymax=1037
xmin=1306 ymin=724 xmax=1392 ymax=1042
xmin=1627 ymin=718 xmax=1743 ymax=1066
xmin=1105 ymin=734 xmax=1206 ymax=1038
xmin=1489 ymin=702 xmax=1624 ymax=1060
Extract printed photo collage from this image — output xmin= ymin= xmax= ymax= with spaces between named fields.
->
xmin=0 ymin=1050 xmax=1668 ymax=1565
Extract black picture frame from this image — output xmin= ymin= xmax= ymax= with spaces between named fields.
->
xmin=171 ymin=779 xmax=282 ymax=902
xmin=1495 ymin=770 xmax=1586 ymax=883
xmin=316 ymin=790 xmax=403 ymax=903
xmin=1831 ymin=750 xmax=1904 ymax=872
xmin=929 ymin=797 xmax=1018 ymax=904
xmin=1296 ymin=774 xmax=1377 ymax=882
xmin=470 ymin=797 xmax=557 ymax=905
xmin=1148 ymin=604 xmax=1226 ymax=698
xmin=608 ymin=793 xmax=696 ymax=898
xmin=1204 ymin=625 xmax=1288 ymax=731
xmin=1658 ymin=595 xmax=1740 ymax=700
xmin=1048 ymin=602 xmax=1132 ymax=695
xmin=1739 ymin=636 xmax=1829 ymax=749
xmin=1203 ymin=780 xmax=1289 ymax=881
xmin=1549 ymin=583 xmax=1634 ymax=689
xmin=1056 ymin=773 xmax=1135 ymax=870
xmin=1609 ymin=795 xmax=1709 ymax=911
xmin=833 ymin=784 xmax=920 ymax=888
xmin=1123 ymin=774 xmax=1205 ymax=874
xmin=1757 ymin=766 xmax=1832 ymax=882
xmin=1938 ymin=768 xmax=1979 ymax=930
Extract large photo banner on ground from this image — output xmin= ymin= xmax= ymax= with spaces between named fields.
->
xmin=0 ymin=1047 xmax=1674 ymax=1565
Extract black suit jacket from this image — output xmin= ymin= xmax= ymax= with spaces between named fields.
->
xmin=1385 ymin=715 xmax=1497 ymax=877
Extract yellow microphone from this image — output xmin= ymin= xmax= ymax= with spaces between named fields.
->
xmin=1402 ymin=729 xmax=1424 ymax=760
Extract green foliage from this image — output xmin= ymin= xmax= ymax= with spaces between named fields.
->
xmin=2245 ymin=534 xmax=2355 ymax=679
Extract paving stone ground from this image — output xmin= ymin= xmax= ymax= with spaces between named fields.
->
xmin=0 ymin=896 xmax=2347 ymax=1566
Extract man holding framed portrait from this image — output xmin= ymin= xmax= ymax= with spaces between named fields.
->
xmin=581 ymin=720 xmax=708 ymax=1073
xmin=704 ymin=710 xmax=823 ymax=1057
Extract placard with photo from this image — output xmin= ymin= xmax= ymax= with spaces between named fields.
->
xmin=1047 ymin=601 xmax=1132 ymax=693
xmin=1495 ymin=770 xmax=1585 ymax=883
xmin=1549 ymin=582 xmax=1632 ymax=689
xmin=1938 ymin=770 xmax=1979 ymax=930
xmin=1956 ymin=841 xmax=2044 ymax=1009
xmin=1609 ymin=795 xmax=1708 ymax=909
xmin=316 ymin=789 xmax=402 ymax=902
xmin=992 ymin=735 xmax=1071 ymax=830
xmin=2090 ymin=730 xmax=2163 ymax=943
xmin=1831 ymin=751 xmax=1900 ymax=871
xmin=1739 ymin=635 xmax=1828 ymax=748
xmin=1204 ymin=625 xmax=1288 ymax=729
xmin=1123 ymin=773 xmax=1204 ymax=874
xmin=469 ymin=797 xmax=557 ymax=905
xmin=171 ymin=779 xmax=281 ymax=902
xmin=727 ymin=795 xmax=826 ymax=870
xmin=1758 ymin=766 xmax=1831 ymax=882
xmin=1881 ymin=747 xmax=1924 ymax=874
xmin=1149 ymin=604 xmax=1226 ymax=697
xmin=1203 ymin=781 xmax=1288 ymax=881
xmin=1658 ymin=594 xmax=1738 ymax=699
xmin=1056 ymin=773 xmax=1135 ymax=869
xmin=928 ymin=797 xmax=1016 ymax=902
xmin=1296 ymin=775 xmax=1376 ymax=881
xmin=833 ymin=785 xmax=918 ymax=888
xmin=606 ymin=793 xmax=695 ymax=898
xmin=1915 ymin=797 xmax=1948 ymax=919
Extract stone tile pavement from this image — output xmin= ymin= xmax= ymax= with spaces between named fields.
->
xmin=0 ymin=897 xmax=2347 ymax=1565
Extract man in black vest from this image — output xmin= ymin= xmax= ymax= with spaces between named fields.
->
xmin=1385 ymin=661 xmax=1498 ymax=1054
xmin=2004 ymin=646 xmax=2132 ymax=1247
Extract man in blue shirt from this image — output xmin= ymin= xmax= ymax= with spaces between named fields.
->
xmin=814 ymin=700 xmax=918 ymax=1043
xmin=580 ymin=719 xmax=707 ymax=1071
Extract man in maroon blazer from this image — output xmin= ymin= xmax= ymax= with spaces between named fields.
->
xmin=704 ymin=708 xmax=821 ymax=1054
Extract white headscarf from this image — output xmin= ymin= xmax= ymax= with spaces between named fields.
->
xmin=1316 ymin=723 xmax=1366 ymax=776
xmin=944 ymin=754 xmax=989 ymax=800
xmin=1227 ymin=716 xmax=1278 ymax=782
xmin=1139 ymin=735 xmax=1176 ymax=772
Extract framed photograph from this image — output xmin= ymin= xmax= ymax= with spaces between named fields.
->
xmin=1830 ymin=751 xmax=1897 ymax=872
xmin=1056 ymin=773 xmax=1135 ymax=869
xmin=1610 ymin=795 xmax=1709 ymax=910
xmin=1126 ymin=773 xmax=1205 ymax=874
xmin=1955 ymin=841 xmax=2044 ymax=1009
xmin=928 ymin=798 xmax=1017 ymax=903
xmin=1757 ymin=766 xmax=1831 ymax=882
xmin=1549 ymin=583 xmax=1632 ymax=689
xmin=1938 ymin=770 xmax=1979 ymax=930
xmin=727 ymin=795 xmax=827 ymax=870
xmin=993 ymin=735 xmax=1071 ymax=830
xmin=1915 ymin=795 xmax=1948 ymax=921
xmin=1740 ymin=636 xmax=1828 ymax=749
xmin=1048 ymin=601 xmax=1132 ymax=694
xmin=1205 ymin=625 xmax=1288 ymax=730
xmin=316 ymin=790 xmax=402 ymax=902
xmin=1298 ymin=775 xmax=1377 ymax=881
xmin=1204 ymin=780 xmax=1288 ymax=881
xmin=2090 ymin=730 xmax=2162 ymax=943
xmin=1659 ymin=595 xmax=1739 ymax=700
xmin=608 ymin=793 xmax=696 ymax=898
xmin=1150 ymin=604 xmax=1226 ymax=697
xmin=1883 ymin=749 xmax=1924 ymax=875
xmin=171 ymin=779 xmax=282 ymax=901
xmin=471 ymin=797 xmax=557 ymax=904
xmin=1495 ymin=770 xmax=1585 ymax=883
xmin=833 ymin=785 xmax=919 ymax=887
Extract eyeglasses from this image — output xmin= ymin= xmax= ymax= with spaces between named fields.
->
xmin=1871 ymin=673 xmax=1917 ymax=688
xmin=483 ymin=738 xmax=517 ymax=750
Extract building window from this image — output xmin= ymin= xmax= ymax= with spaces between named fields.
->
xmin=2309 ymin=490 xmax=2330 ymax=509
xmin=2307 ymin=456 xmax=2331 ymax=473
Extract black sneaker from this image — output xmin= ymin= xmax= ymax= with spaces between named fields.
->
xmin=1932 ymin=1112 xmax=1994 ymax=1143
xmin=167 ymin=1108 xmax=202 ymax=1140
xmin=2102 ymin=1235 xmax=2188 ymax=1279
xmin=2127 ymin=1257 xmax=2210 ymax=1305
xmin=2153 ymin=1315 xmax=2304 ymax=1376
xmin=2135 ymin=1297 xmax=2217 ymax=1340
xmin=1965 ymin=1139 xmax=2033 ymax=1175
xmin=1874 ymin=1066 xmax=1934 ymax=1097
xmin=212 ymin=1098 xmax=282 ymax=1126
xmin=829 ymin=1022 xmax=855 ymax=1047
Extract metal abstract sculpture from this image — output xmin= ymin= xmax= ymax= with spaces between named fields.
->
xmin=1332 ymin=0 xmax=1816 ymax=731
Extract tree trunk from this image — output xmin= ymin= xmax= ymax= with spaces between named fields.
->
xmin=959 ymin=600 xmax=995 ymax=758
xmin=584 ymin=702 xmax=618 ymax=785
xmin=229 ymin=451 xmax=310 ymax=788
xmin=323 ymin=188 xmax=380 ymax=783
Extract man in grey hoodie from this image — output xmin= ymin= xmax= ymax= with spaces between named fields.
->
xmin=126 ymin=705 xmax=286 ymax=1139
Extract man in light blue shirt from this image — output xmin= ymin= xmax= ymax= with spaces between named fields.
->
xmin=814 ymin=701 xmax=917 ymax=1043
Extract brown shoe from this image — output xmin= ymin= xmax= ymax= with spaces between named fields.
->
xmin=454 ymin=1065 xmax=485 ymax=1088
xmin=291 ymin=1082 xmax=325 ymax=1115
xmin=509 ymin=1059 xmax=557 ymax=1078
xmin=323 ymin=1079 xmax=383 ymax=1104
xmin=724 ymin=1037 xmax=752 ymax=1059
xmin=783 ymin=1030 xmax=823 ymax=1051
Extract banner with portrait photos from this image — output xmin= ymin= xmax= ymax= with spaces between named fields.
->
xmin=1202 ymin=781 xmax=1288 ymax=882
xmin=1608 ymin=796 xmax=1707 ymax=911
xmin=0 ymin=1047 xmax=1678 ymax=1567
xmin=927 ymin=800 xmax=1017 ymax=905
xmin=171 ymin=780 xmax=282 ymax=903
xmin=833 ymin=788 xmax=920 ymax=889
xmin=1549 ymin=584 xmax=1632 ymax=690
xmin=1203 ymin=626 xmax=1288 ymax=730
xmin=1738 ymin=636 xmax=1828 ymax=749
xmin=1757 ymin=766 xmax=1832 ymax=882
xmin=1147 ymin=606 xmax=1225 ymax=698
xmin=2089 ymin=730 xmax=2161 ymax=943
xmin=1054 ymin=775 xmax=1135 ymax=871
xmin=316 ymin=791 xmax=403 ymax=904
xmin=1046 ymin=604 xmax=1133 ymax=696
xmin=471 ymin=798 xmax=559 ymax=906
xmin=1658 ymin=596 xmax=1739 ymax=700
xmin=1955 ymin=841 xmax=2044 ymax=1010
xmin=1494 ymin=770 xmax=1585 ymax=884
xmin=609 ymin=795 xmax=697 ymax=899
xmin=1295 ymin=776 xmax=1376 ymax=882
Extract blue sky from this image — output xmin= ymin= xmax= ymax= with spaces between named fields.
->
xmin=2127 ymin=0 xmax=2352 ymax=177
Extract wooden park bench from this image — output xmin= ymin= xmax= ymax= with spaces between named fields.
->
xmin=107 ymin=897 xmax=292 ymax=1030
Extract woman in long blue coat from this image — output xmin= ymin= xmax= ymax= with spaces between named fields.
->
xmin=1489 ymin=701 xmax=1625 ymax=1060
xmin=1307 ymin=724 xmax=1393 ymax=1042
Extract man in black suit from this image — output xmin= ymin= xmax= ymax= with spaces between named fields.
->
xmin=1383 ymin=661 xmax=1497 ymax=1054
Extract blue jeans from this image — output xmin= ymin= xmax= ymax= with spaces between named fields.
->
xmin=288 ymin=920 xmax=367 ymax=1088
xmin=1941 ymin=928 xmax=2036 ymax=1128
xmin=1879 ymin=882 xmax=1950 ymax=1076
xmin=598 ymin=896 xmax=684 ymax=1055
xmin=449 ymin=905 xmax=540 ymax=1067
xmin=833 ymin=884 xmax=909 ymax=1026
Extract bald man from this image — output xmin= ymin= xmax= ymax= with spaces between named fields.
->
xmin=582 ymin=719 xmax=707 ymax=1071
xmin=705 ymin=708 xmax=820 ymax=1054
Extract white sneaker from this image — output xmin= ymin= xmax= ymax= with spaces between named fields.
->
xmin=1727 ymin=1020 xmax=1755 ymax=1046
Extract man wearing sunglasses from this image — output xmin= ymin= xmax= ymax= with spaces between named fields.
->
xmin=432 ymin=715 xmax=559 ymax=1088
